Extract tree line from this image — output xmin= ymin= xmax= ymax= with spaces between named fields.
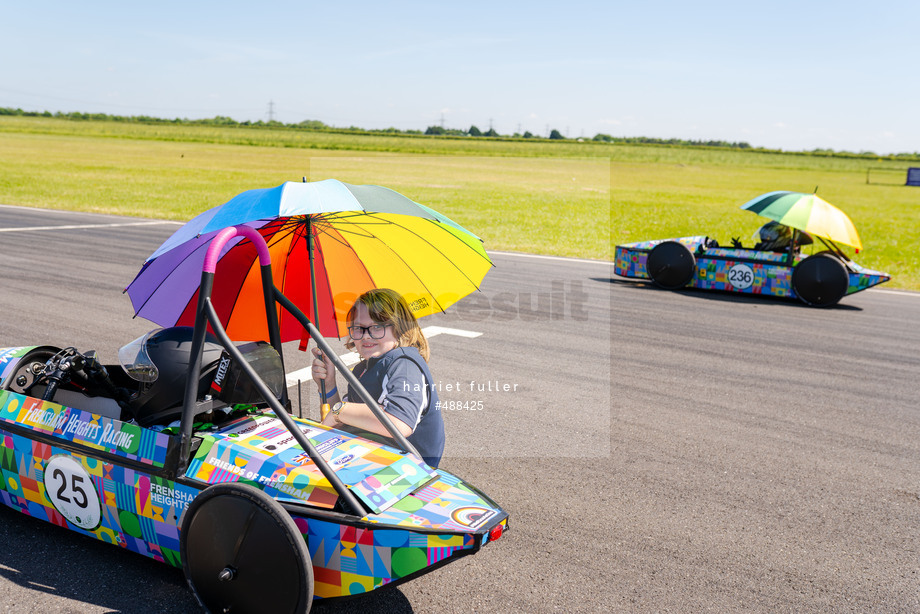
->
xmin=2 ymin=106 xmax=917 ymax=159
xmin=0 ymin=106 xmax=748 ymax=147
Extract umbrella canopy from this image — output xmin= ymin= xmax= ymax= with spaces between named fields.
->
xmin=125 ymin=179 xmax=492 ymax=342
xmin=740 ymin=191 xmax=862 ymax=250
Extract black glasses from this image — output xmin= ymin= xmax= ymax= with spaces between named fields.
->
xmin=348 ymin=324 xmax=392 ymax=340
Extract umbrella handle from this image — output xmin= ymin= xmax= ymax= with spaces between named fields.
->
xmin=316 ymin=349 xmax=331 ymax=419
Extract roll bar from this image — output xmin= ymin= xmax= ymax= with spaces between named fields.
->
xmin=176 ymin=225 xmax=422 ymax=516
xmin=815 ymin=236 xmax=851 ymax=262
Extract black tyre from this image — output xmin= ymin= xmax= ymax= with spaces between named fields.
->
xmin=792 ymin=253 xmax=849 ymax=307
xmin=180 ymin=483 xmax=313 ymax=614
xmin=646 ymin=241 xmax=697 ymax=290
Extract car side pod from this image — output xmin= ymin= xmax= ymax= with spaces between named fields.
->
xmin=646 ymin=241 xmax=697 ymax=290
xmin=792 ymin=253 xmax=850 ymax=307
xmin=180 ymin=483 xmax=313 ymax=614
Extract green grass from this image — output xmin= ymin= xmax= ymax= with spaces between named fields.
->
xmin=1 ymin=116 xmax=918 ymax=290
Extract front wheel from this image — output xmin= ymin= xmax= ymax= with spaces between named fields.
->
xmin=792 ymin=253 xmax=849 ymax=307
xmin=646 ymin=241 xmax=697 ymax=290
xmin=180 ymin=483 xmax=313 ymax=614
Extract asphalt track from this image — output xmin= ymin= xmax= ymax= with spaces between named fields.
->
xmin=0 ymin=206 xmax=918 ymax=613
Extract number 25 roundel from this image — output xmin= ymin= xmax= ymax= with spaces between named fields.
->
xmin=43 ymin=455 xmax=102 ymax=530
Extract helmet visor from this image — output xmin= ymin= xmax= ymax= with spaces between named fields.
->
xmin=118 ymin=329 xmax=161 ymax=383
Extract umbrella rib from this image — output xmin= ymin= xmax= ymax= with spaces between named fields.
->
xmin=277 ymin=222 xmax=301 ymax=326
xmin=311 ymin=214 xmax=447 ymax=311
xmin=208 ymin=222 xmax=297 ymax=335
xmin=268 ymin=221 xmax=313 ymax=332
xmin=307 ymin=213 xmax=492 ymax=277
xmin=327 ymin=212 xmax=492 ymax=268
xmin=312 ymin=220 xmax=380 ymax=295
xmin=338 ymin=214 xmax=488 ymax=312
xmin=312 ymin=226 xmax=353 ymax=335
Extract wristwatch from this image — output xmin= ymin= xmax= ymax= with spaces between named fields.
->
xmin=331 ymin=401 xmax=344 ymax=416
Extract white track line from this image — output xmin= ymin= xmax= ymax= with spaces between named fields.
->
xmin=285 ymin=326 xmax=482 ymax=387
xmin=421 ymin=325 xmax=483 ymax=338
xmin=487 ymin=250 xmax=612 ymax=266
xmin=0 ymin=221 xmax=181 ymax=233
xmin=869 ymin=288 xmax=920 ymax=297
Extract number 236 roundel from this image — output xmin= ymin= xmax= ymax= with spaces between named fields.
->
xmin=728 ymin=263 xmax=755 ymax=290
xmin=43 ymin=455 xmax=102 ymax=530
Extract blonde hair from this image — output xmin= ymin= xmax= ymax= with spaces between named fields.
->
xmin=345 ymin=288 xmax=430 ymax=361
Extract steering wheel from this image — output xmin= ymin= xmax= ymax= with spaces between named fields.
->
xmin=39 ymin=347 xmax=81 ymax=402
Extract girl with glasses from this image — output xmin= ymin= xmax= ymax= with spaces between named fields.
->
xmin=310 ymin=288 xmax=444 ymax=467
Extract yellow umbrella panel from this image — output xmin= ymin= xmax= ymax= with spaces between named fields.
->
xmin=740 ymin=191 xmax=862 ymax=250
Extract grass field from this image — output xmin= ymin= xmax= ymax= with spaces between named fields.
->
xmin=1 ymin=116 xmax=918 ymax=290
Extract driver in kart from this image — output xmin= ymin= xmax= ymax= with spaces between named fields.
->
xmin=733 ymin=221 xmax=813 ymax=253
xmin=310 ymin=289 xmax=444 ymax=468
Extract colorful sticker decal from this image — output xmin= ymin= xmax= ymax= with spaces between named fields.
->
xmin=367 ymin=469 xmax=505 ymax=531
xmin=451 ymin=506 xmax=497 ymax=529
xmin=0 ymin=426 xmax=196 ymax=567
xmin=693 ymin=257 xmax=793 ymax=296
xmin=186 ymin=414 xmax=436 ymax=513
xmin=44 ymin=454 xmax=102 ymax=530
xmin=727 ymin=263 xmax=754 ymax=290
xmin=844 ymin=260 xmax=891 ymax=295
xmin=0 ymin=347 xmax=34 ymax=384
xmin=297 ymin=515 xmax=478 ymax=599
xmin=614 ymin=236 xmax=710 ymax=279
xmin=0 ymin=390 xmax=170 ymax=467
xmin=704 ymin=247 xmax=791 ymax=264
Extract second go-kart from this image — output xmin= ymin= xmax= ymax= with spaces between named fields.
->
xmin=614 ymin=191 xmax=891 ymax=307
xmin=0 ymin=226 xmax=508 ymax=613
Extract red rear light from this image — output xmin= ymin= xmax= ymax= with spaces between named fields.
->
xmin=488 ymin=523 xmax=504 ymax=542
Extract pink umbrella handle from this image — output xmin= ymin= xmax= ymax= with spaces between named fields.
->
xmin=203 ymin=225 xmax=271 ymax=273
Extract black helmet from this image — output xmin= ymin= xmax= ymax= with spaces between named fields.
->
xmin=118 ymin=327 xmax=224 ymax=425
xmin=755 ymin=221 xmax=793 ymax=251
xmin=118 ymin=326 xmax=286 ymax=425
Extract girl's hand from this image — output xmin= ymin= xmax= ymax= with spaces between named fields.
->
xmin=311 ymin=348 xmax=336 ymax=387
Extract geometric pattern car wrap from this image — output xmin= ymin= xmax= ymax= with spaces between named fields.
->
xmin=297 ymin=470 xmax=508 ymax=599
xmin=0 ymin=421 xmax=190 ymax=566
xmin=0 ymin=389 xmax=170 ymax=467
xmin=615 ymin=235 xmax=890 ymax=298
xmin=185 ymin=413 xmax=438 ymax=513
xmin=0 ymin=387 xmax=508 ymax=601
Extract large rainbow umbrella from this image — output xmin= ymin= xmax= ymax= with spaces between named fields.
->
xmin=740 ymin=191 xmax=862 ymax=250
xmin=125 ymin=179 xmax=493 ymax=343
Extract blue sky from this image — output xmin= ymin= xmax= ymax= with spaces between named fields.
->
xmin=2 ymin=1 xmax=918 ymax=154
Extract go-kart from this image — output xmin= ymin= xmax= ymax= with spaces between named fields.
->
xmin=0 ymin=226 xmax=507 ymax=613
xmin=615 ymin=231 xmax=890 ymax=307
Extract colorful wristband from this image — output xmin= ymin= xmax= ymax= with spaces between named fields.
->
xmin=324 ymin=386 xmax=338 ymax=400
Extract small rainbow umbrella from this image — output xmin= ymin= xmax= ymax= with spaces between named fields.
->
xmin=740 ymin=191 xmax=862 ymax=250
xmin=125 ymin=179 xmax=493 ymax=344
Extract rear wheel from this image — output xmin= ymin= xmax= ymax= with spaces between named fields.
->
xmin=792 ymin=253 xmax=849 ymax=307
xmin=180 ymin=483 xmax=313 ymax=614
xmin=646 ymin=241 xmax=697 ymax=290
